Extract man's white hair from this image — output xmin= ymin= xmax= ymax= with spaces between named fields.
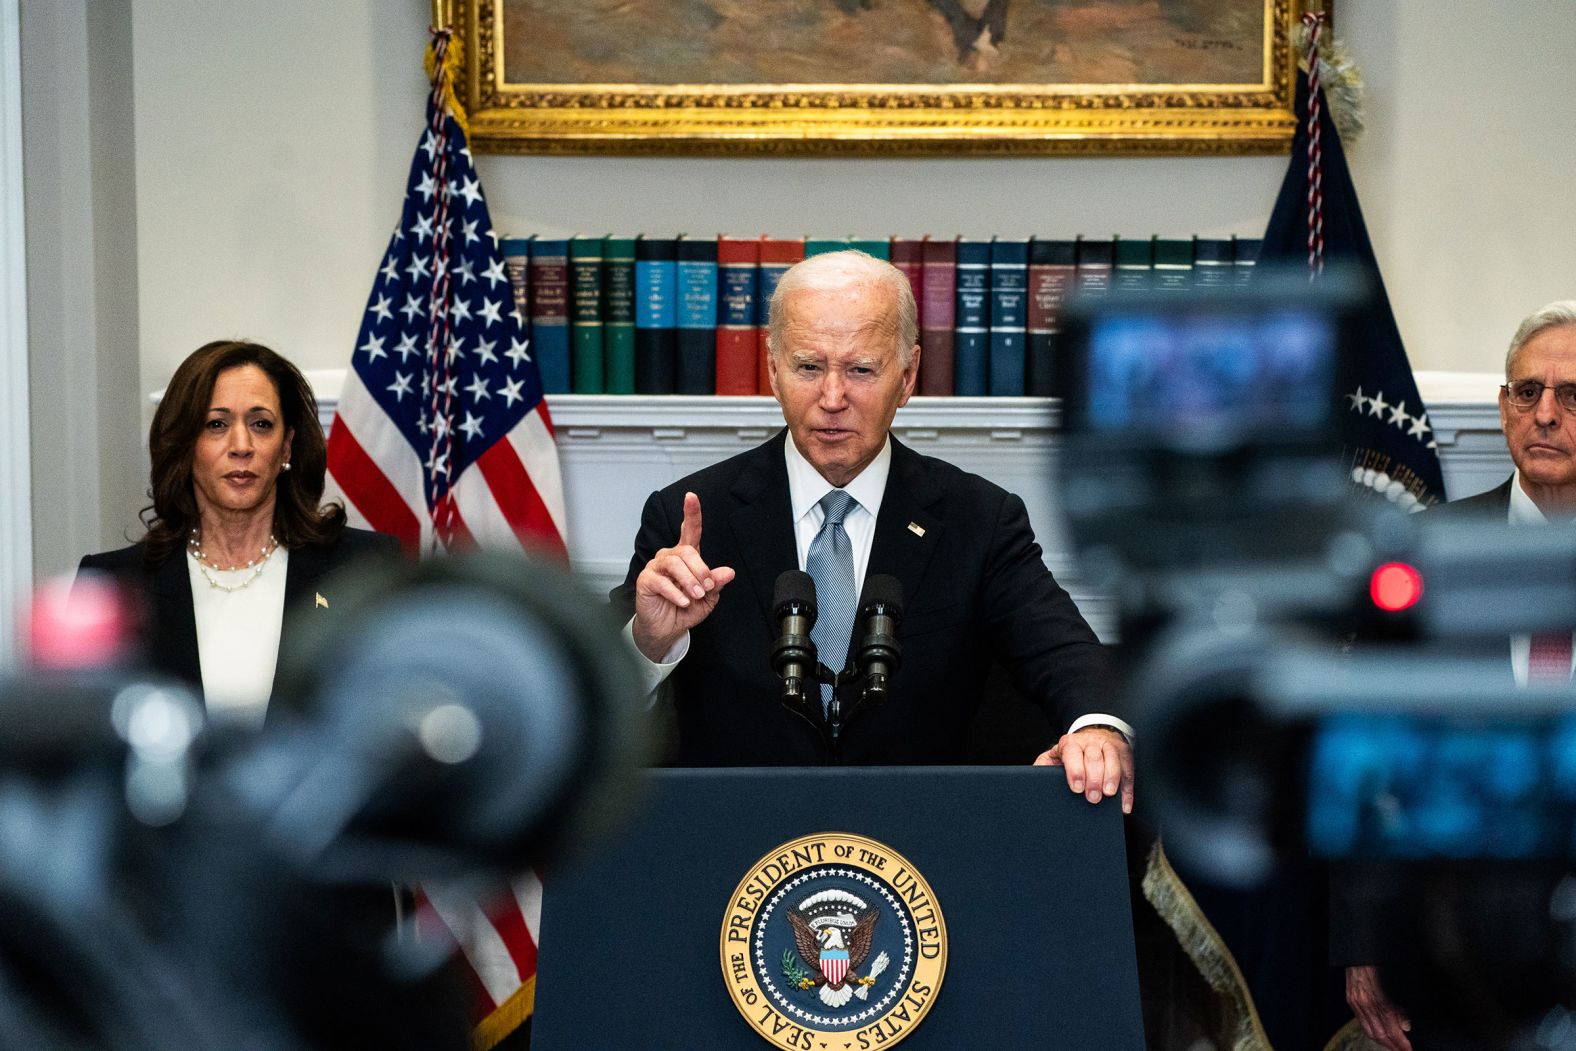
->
xmin=766 ymin=250 xmax=919 ymax=368
xmin=1505 ymin=300 xmax=1576 ymax=379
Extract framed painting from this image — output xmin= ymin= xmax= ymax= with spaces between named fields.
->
xmin=455 ymin=0 xmax=1319 ymax=156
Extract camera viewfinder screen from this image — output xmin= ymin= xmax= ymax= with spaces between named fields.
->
xmin=1081 ymin=309 xmax=1338 ymax=438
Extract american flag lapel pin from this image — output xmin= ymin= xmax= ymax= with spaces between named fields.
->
xmin=315 ymin=592 xmax=329 ymax=609
xmin=907 ymin=522 xmax=926 ymax=537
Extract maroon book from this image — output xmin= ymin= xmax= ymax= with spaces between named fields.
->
xmin=890 ymin=237 xmax=925 ymax=325
xmin=919 ymin=237 xmax=956 ymax=396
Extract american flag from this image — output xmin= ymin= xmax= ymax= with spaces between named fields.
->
xmin=324 ymin=28 xmax=555 ymax=1048
xmin=325 ymin=32 xmax=566 ymax=559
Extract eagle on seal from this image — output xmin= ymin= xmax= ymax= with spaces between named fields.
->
xmin=789 ymin=905 xmax=879 ymax=1008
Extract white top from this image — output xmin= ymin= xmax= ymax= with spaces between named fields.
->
xmin=187 ymin=546 xmax=289 ymax=727
xmin=1506 ymin=470 xmax=1574 ymax=685
xmin=784 ymin=434 xmax=889 ymax=593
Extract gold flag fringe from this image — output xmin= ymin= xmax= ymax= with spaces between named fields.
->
xmin=1293 ymin=18 xmax=1365 ymax=143
xmin=1142 ymin=839 xmax=1275 ymax=1051
xmin=1321 ymin=1018 xmax=1380 ymax=1051
xmin=471 ymin=975 xmax=535 ymax=1051
xmin=424 ymin=29 xmax=470 ymax=140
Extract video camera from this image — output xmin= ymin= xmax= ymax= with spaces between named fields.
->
xmin=1058 ymin=271 xmax=1576 ymax=1048
xmin=0 ymin=552 xmax=647 ymax=1051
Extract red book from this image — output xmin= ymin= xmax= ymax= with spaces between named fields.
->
xmin=890 ymin=237 xmax=925 ymax=353
xmin=715 ymin=236 xmax=760 ymax=395
xmin=919 ymin=237 xmax=956 ymax=396
xmin=756 ymin=236 xmax=806 ymax=393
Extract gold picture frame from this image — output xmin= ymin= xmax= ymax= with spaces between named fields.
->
xmin=456 ymin=0 xmax=1313 ymax=157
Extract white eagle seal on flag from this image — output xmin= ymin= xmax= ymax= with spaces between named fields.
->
xmin=786 ymin=889 xmax=890 ymax=1008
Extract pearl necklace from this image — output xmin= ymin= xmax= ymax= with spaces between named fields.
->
xmin=187 ymin=529 xmax=279 ymax=593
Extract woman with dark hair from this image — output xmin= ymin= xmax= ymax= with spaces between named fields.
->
xmin=79 ymin=340 xmax=399 ymax=724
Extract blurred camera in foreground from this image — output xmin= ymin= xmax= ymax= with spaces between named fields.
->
xmin=1059 ymin=270 xmax=1576 ymax=1048
xmin=0 ymin=551 xmax=646 ymax=1050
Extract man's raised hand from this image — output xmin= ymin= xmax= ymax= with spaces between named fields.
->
xmin=632 ymin=492 xmax=736 ymax=662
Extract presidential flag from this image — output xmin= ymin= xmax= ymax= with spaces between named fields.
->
xmin=1257 ymin=18 xmax=1447 ymax=510
xmin=324 ymin=27 xmax=555 ymax=1049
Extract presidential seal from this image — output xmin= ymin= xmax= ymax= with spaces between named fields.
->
xmin=720 ymin=833 xmax=947 ymax=1050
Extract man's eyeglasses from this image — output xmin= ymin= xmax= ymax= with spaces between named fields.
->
xmin=1501 ymin=380 xmax=1576 ymax=414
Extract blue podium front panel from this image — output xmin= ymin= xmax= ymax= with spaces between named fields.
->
xmin=533 ymin=766 xmax=1142 ymax=1050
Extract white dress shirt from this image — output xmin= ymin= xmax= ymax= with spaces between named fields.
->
xmin=1506 ymin=470 xmax=1574 ymax=685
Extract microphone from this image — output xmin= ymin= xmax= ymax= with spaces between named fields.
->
xmin=854 ymin=575 xmax=903 ymax=706
xmin=771 ymin=571 xmax=818 ymax=705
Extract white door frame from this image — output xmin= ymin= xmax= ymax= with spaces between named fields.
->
xmin=0 ymin=0 xmax=33 ymax=665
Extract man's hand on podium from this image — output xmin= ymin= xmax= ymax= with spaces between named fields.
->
xmin=1036 ymin=727 xmax=1135 ymax=814
xmin=633 ymin=492 xmax=736 ymax=663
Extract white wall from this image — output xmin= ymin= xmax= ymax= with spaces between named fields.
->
xmin=24 ymin=0 xmax=1576 ymax=569
xmin=1343 ymin=1 xmax=1576 ymax=374
xmin=126 ymin=0 xmax=1576 ymax=392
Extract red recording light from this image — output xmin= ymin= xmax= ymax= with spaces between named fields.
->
xmin=1370 ymin=562 xmax=1424 ymax=612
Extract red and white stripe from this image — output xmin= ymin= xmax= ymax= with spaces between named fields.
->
xmin=1302 ymin=11 xmax=1327 ymax=279
xmin=418 ymin=872 xmax=544 ymax=1045
xmin=326 ymin=375 xmax=566 ymax=561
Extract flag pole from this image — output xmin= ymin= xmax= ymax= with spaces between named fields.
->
xmin=430 ymin=0 xmax=452 ymax=31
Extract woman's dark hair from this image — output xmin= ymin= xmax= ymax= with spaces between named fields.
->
xmin=141 ymin=340 xmax=346 ymax=565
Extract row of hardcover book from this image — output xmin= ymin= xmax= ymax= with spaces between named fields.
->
xmin=501 ymin=235 xmax=1263 ymax=398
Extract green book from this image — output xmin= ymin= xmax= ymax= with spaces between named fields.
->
xmin=1112 ymin=236 xmax=1153 ymax=294
xmin=804 ymin=237 xmax=850 ymax=257
xmin=847 ymin=238 xmax=890 ymax=261
xmin=1151 ymin=238 xmax=1193 ymax=292
xmin=569 ymin=235 xmax=607 ymax=393
xmin=603 ymin=236 xmax=637 ymax=394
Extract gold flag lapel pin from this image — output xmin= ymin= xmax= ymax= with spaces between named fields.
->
xmin=907 ymin=522 xmax=926 ymax=537
xmin=315 ymin=592 xmax=329 ymax=609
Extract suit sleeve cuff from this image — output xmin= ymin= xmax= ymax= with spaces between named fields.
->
xmin=1068 ymin=713 xmax=1135 ymax=743
xmin=623 ymin=618 xmax=689 ymax=698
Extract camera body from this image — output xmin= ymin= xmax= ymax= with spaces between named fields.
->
xmin=1057 ymin=272 xmax=1576 ymax=1045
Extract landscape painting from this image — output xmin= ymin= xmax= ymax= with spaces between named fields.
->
xmin=459 ymin=0 xmax=1309 ymax=155
xmin=500 ymin=0 xmax=1267 ymax=87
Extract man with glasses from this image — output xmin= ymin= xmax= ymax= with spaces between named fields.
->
xmin=1485 ymin=300 xmax=1576 ymax=520
xmin=1340 ymin=298 xmax=1576 ymax=1051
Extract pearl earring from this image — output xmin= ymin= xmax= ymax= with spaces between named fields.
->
xmin=282 ymin=462 xmax=293 ymax=472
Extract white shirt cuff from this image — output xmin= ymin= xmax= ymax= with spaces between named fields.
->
xmin=624 ymin=618 xmax=689 ymax=697
xmin=1068 ymin=713 xmax=1135 ymax=743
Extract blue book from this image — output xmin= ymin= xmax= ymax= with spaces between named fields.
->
xmin=675 ymin=236 xmax=718 ymax=395
xmin=528 ymin=238 xmax=571 ymax=395
xmin=988 ymin=238 xmax=1028 ymax=396
xmin=953 ymin=239 xmax=991 ymax=397
xmin=1191 ymin=237 xmax=1235 ymax=290
xmin=634 ymin=236 xmax=677 ymax=394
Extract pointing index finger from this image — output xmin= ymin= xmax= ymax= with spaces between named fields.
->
xmin=678 ymin=491 xmax=704 ymax=549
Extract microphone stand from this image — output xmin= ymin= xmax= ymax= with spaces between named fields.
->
xmin=821 ymin=665 xmax=881 ymax=765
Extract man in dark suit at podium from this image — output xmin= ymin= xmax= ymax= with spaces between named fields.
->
xmin=614 ymin=250 xmax=1133 ymax=812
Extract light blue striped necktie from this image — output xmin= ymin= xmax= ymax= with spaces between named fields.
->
xmin=807 ymin=489 xmax=858 ymax=714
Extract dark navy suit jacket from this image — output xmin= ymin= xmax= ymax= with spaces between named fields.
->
xmin=78 ymin=527 xmax=399 ymax=720
xmin=614 ymin=431 xmax=1111 ymax=765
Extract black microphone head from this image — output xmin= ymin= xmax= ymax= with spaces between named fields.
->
xmin=773 ymin=570 xmax=818 ymax=619
xmin=859 ymin=574 xmax=904 ymax=621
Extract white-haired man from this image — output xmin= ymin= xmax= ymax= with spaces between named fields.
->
xmin=614 ymin=250 xmax=1134 ymax=810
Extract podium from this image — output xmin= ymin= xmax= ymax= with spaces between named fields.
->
xmin=533 ymin=767 xmax=1143 ymax=1049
